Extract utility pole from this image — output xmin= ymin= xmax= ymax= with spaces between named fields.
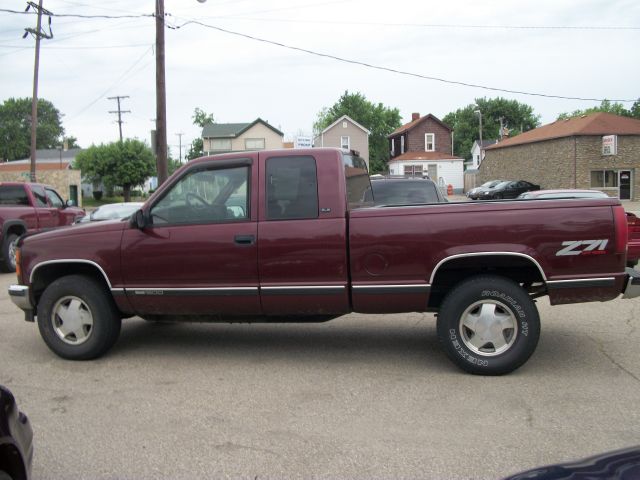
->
xmin=155 ymin=0 xmax=168 ymax=186
xmin=176 ymin=132 xmax=184 ymax=162
xmin=24 ymin=0 xmax=53 ymax=182
xmin=108 ymin=96 xmax=130 ymax=142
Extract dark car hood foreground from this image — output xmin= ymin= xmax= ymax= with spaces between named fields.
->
xmin=0 ymin=385 xmax=33 ymax=480
xmin=504 ymin=446 xmax=640 ymax=479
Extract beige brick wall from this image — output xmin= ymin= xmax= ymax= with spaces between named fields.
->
xmin=479 ymin=135 xmax=640 ymax=200
xmin=0 ymin=169 xmax=83 ymax=206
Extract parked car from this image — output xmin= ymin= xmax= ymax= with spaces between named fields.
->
xmin=0 ymin=385 xmax=33 ymax=480
xmin=467 ymin=179 xmax=504 ymax=200
xmin=75 ymin=202 xmax=144 ymax=224
xmin=518 ymin=189 xmax=608 ymax=200
xmin=503 ymin=445 xmax=640 ymax=479
xmin=477 ymin=180 xmax=540 ymax=200
xmin=516 ymin=189 xmax=639 ymax=267
xmin=0 ymin=182 xmax=85 ymax=272
xmin=370 ymin=177 xmax=447 ymax=205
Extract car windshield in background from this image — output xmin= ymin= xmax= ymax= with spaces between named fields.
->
xmin=371 ymin=179 xmax=443 ymax=205
xmin=482 ymin=180 xmax=502 ymax=189
xmin=82 ymin=202 xmax=144 ymax=222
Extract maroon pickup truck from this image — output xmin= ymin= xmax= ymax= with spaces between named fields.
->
xmin=0 ymin=182 xmax=84 ymax=272
xmin=8 ymin=148 xmax=640 ymax=375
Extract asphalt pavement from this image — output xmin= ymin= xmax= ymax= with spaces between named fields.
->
xmin=1 ymin=272 xmax=639 ymax=479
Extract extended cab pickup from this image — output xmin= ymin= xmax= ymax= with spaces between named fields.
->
xmin=0 ymin=182 xmax=84 ymax=272
xmin=8 ymin=149 xmax=640 ymax=375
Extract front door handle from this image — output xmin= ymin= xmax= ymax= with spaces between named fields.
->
xmin=234 ymin=234 xmax=255 ymax=245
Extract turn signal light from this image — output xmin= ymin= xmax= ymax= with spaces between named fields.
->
xmin=15 ymin=248 xmax=21 ymax=279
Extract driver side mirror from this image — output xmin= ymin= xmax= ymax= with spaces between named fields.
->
xmin=133 ymin=209 xmax=147 ymax=230
xmin=65 ymin=199 xmax=76 ymax=208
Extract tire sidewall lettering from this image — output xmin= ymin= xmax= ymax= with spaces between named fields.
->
xmin=448 ymin=328 xmax=489 ymax=367
xmin=481 ymin=290 xmax=529 ymax=337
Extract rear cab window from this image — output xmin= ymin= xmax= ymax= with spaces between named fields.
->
xmin=342 ymin=152 xmax=372 ymax=210
xmin=0 ymin=185 xmax=29 ymax=206
xmin=265 ymin=156 xmax=319 ymax=220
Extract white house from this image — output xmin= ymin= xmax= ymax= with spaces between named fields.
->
xmin=469 ymin=139 xmax=498 ymax=169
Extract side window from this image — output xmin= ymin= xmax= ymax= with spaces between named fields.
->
xmin=0 ymin=185 xmax=29 ymax=206
xmin=45 ymin=189 xmax=64 ymax=208
xmin=151 ymin=165 xmax=250 ymax=226
xmin=266 ymin=156 xmax=318 ymax=220
xmin=31 ymin=186 xmax=48 ymax=207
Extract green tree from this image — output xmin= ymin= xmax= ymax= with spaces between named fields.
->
xmin=65 ymin=136 xmax=80 ymax=149
xmin=557 ymin=99 xmax=640 ymax=120
xmin=313 ymin=91 xmax=402 ymax=173
xmin=75 ymin=139 xmax=155 ymax=202
xmin=0 ymin=97 xmax=66 ymax=161
xmin=443 ymin=97 xmax=540 ymax=160
xmin=187 ymin=107 xmax=215 ymax=161
xmin=186 ymin=138 xmax=204 ymax=161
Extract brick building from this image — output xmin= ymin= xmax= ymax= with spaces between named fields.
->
xmin=480 ymin=113 xmax=640 ymax=200
xmin=387 ymin=113 xmax=464 ymax=191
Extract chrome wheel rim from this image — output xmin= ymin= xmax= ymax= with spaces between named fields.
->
xmin=51 ymin=296 xmax=94 ymax=345
xmin=459 ymin=300 xmax=517 ymax=356
xmin=8 ymin=239 xmax=17 ymax=270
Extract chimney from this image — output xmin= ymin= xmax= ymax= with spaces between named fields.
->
xmin=412 ymin=112 xmax=420 ymax=121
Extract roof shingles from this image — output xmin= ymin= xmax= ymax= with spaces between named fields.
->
xmin=486 ymin=112 xmax=640 ymax=150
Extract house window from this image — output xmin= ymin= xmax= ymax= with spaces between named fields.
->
xmin=245 ymin=138 xmax=265 ymax=150
xmin=591 ymin=170 xmax=619 ymax=188
xmin=400 ymin=136 xmax=405 ymax=154
xmin=391 ymin=138 xmax=395 ymax=155
xmin=403 ymin=164 xmax=423 ymax=176
xmin=341 ymin=136 xmax=350 ymax=150
xmin=425 ymin=133 xmax=435 ymax=151
xmin=210 ymin=138 xmax=232 ymax=151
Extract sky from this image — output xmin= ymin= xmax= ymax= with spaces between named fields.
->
xmin=1 ymin=0 xmax=638 ymax=159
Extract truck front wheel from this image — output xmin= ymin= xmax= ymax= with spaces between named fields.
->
xmin=437 ymin=275 xmax=540 ymax=375
xmin=37 ymin=275 xmax=122 ymax=360
xmin=1 ymin=232 xmax=19 ymax=272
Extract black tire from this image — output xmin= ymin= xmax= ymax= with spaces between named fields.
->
xmin=437 ymin=275 xmax=540 ymax=375
xmin=0 ymin=470 xmax=13 ymax=480
xmin=493 ymin=193 xmax=503 ymax=200
xmin=37 ymin=275 xmax=122 ymax=360
xmin=1 ymin=232 xmax=19 ymax=273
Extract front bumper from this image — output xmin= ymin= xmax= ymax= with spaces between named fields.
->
xmin=622 ymin=267 xmax=640 ymax=299
xmin=8 ymin=285 xmax=35 ymax=322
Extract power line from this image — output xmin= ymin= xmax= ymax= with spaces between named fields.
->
xmin=69 ymin=45 xmax=153 ymax=120
xmin=202 ymin=16 xmax=640 ymax=31
xmin=2 ymin=7 xmax=638 ymax=31
xmin=0 ymin=8 xmax=153 ymax=19
xmin=0 ymin=42 xmax=152 ymax=49
xmin=170 ymin=19 xmax=637 ymax=103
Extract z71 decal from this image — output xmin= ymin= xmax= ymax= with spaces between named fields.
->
xmin=556 ymin=239 xmax=608 ymax=256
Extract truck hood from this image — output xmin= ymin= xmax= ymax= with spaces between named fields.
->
xmin=21 ymin=218 xmax=129 ymax=246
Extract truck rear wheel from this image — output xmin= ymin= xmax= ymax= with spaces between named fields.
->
xmin=1 ymin=232 xmax=19 ymax=272
xmin=437 ymin=275 xmax=540 ymax=375
xmin=37 ymin=275 xmax=121 ymax=360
